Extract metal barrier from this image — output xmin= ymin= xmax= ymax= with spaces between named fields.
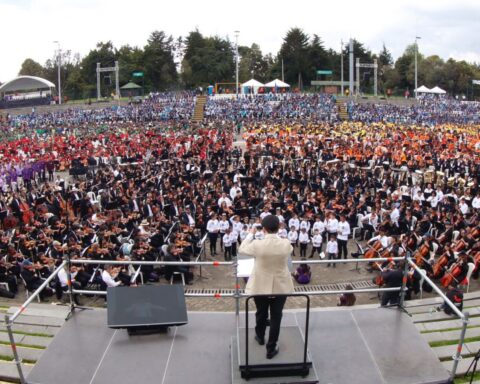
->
xmin=407 ymin=257 xmax=469 ymax=382
xmin=4 ymin=254 xmax=469 ymax=383
xmin=5 ymin=260 xmax=68 ymax=384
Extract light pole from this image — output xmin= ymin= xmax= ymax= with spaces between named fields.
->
xmin=234 ymin=30 xmax=239 ymax=98
xmin=414 ymin=36 xmax=421 ymax=99
xmin=340 ymin=40 xmax=344 ymax=96
xmin=53 ymin=41 xmax=62 ymax=105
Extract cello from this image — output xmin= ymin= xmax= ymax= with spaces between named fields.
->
xmin=413 ymin=242 xmax=430 ymax=268
xmin=440 ymin=259 xmax=464 ymax=288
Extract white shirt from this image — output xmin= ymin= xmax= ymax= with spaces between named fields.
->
xmin=427 ymin=195 xmax=439 ymax=208
xmin=288 ymin=218 xmax=300 ymax=231
xmin=58 ymin=268 xmax=78 ymax=288
xmin=369 ymin=235 xmax=391 ymax=249
xmin=223 ymin=233 xmax=233 ymax=247
xmin=276 ymin=214 xmax=285 ymax=223
xmin=390 ymin=208 xmax=400 ymax=225
xmin=299 ymin=220 xmax=311 ymax=232
xmin=218 ymin=219 xmax=230 ymax=233
xmin=207 ymin=219 xmax=220 ymax=233
xmin=337 ymin=221 xmax=351 ymax=241
xmin=231 ymin=220 xmax=243 ymax=236
xmin=102 ymin=270 xmax=121 ymax=287
xmin=260 ymin=211 xmax=272 ymax=220
xmin=459 ymin=202 xmax=469 ymax=215
xmin=278 ymin=228 xmax=288 ymax=239
xmin=218 ymin=196 xmax=232 ymax=207
xmin=326 ymin=218 xmax=338 ymax=233
xmin=312 ymin=220 xmax=326 ymax=234
xmin=230 ymin=229 xmax=239 ymax=243
xmin=312 ymin=234 xmax=323 ymax=247
xmin=288 ymin=230 xmax=298 ymax=243
xmin=326 ymin=240 xmax=338 ymax=254
xmin=299 ymin=232 xmax=310 ymax=244
xmin=240 ymin=230 xmax=250 ymax=241
xmin=230 ymin=186 xmax=242 ymax=200
xmin=363 ymin=213 xmax=378 ymax=229
xmin=472 ymin=197 xmax=480 ymax=209
xmin=254 ymin=230 xmax=265 ymax=240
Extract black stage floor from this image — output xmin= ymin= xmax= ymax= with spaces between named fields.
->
xmin=27 ymin=307 xmax=450 ymax=384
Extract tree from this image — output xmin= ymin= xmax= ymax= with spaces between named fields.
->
xmin=278 ymin=28 xmax=310 ymax=89
xmin=394 ymin=44 xmax=423 ymax=91
xmin=143 ymin=31 xmax=177 ymax=91
xmin=238 ymin=43 xmax=270 ymax=83
xmin=308 ymin=35 xmax=329 ymax=81
xmin=377 ymin=44 xmax=394 ymax=95
xmin=80 ymin=41 xmax=118 ymax=97
xmin=117 ymin=45 xmax=145 ymax=86
xmin=378 ymin=44 xmax=393 ymax=67
xmin=181 ymin=30 xmax=234 ymax=87
xmin=18 ymin=58 xmax=44 ymax=77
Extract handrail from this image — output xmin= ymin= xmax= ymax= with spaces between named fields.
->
xmin=72 ymin=287 xmax=403 ymax=297
xmin=68 ymin=256 xmax=403 ymax=267
xmin=5 ymin=260 xmax=67 ymax=384
xmin=5 ymin=255 xmax=469 ymax=383
xmin=407 ymin=256 xmax=469 ymax=381
xmin=10 ymin=260 xmax=68 ymax=323
xmin=407 ymin=257 xmax=465 ymax=319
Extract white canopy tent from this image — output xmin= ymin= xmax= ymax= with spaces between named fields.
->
xmin=430 ymin=86 xmax=447 ymax=94
xmin=414 ymin=85 xmax=432 ymax=93
xmin=241 ymin=79 xmax=264 ymax=94
xmin=265 ymin=79 xmax=290 ymax=88
xmin=0 ymin=76 xmax=55 ymax=95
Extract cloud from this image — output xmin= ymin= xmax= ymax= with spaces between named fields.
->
xmin=1 ymin=0 xmax=479 ymax=82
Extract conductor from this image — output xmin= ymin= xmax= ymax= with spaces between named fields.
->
xmin=238 ymin=215 xmax=294 ymax=359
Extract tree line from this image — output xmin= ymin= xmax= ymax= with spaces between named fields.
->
xmin=16 ymin=28 xmax=480 ymax=99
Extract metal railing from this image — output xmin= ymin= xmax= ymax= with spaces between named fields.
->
xmin=5 ymin=254 xmax=468 ymax=383
xmin=407 ymin=257 xmax=469 ymax=381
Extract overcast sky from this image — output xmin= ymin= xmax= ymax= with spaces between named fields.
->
xmin=1 ymin=0 xmax=479 ymax=82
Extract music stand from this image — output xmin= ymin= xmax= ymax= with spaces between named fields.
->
xmin=464 ymin=348 xmax=480 ymax=384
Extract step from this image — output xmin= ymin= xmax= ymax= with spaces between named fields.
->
xmin=6 ymin=315 xmax=64 ymax=328
xmin=423 ymin=327 xmax=480 ymax=343
xmin=416 ymin=316 xmax=480 ymax=332
xmin=413 ymin=307 xmax=480 ymax=323
xmin=0 ymin=344 xmax=43 ymax=362
xmin=0 ymin=361 xmax=32 ymax=382
xmin=405 ymin=292 xmax=480 ymax=308
xmin=407 ymin=299 xmax=480 ymax=315
xmin=442 ymin=357 xmax=474 ymax=376
xmin=432 ymin=343 xmax=469 ymax=360
xmin=0 ymin=323 xmax=58 ymax=337
xmin=7 ymin=304 xmax=71 ymax=319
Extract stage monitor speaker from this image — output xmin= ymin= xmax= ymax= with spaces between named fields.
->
xmin=107 ymin=285 xmax=188 ymax=334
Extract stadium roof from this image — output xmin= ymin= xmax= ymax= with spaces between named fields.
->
xmin=0 ymin=76 xmax=55 ymax=93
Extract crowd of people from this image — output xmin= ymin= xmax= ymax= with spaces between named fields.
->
xmin=348 ymin=98 xmax=480 ymax=125
xmin=0 ymin=92 xmax=478 ymax=310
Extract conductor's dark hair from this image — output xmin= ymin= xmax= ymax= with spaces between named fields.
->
xmin=262 ymin=215 xmax=280 ymax=233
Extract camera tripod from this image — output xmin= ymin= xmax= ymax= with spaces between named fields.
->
xmin=465 ymin=348 xmax=480 ymax=384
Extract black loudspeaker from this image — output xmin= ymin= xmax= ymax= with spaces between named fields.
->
xmin=107 ymin=285 xmax=188 ymax=335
